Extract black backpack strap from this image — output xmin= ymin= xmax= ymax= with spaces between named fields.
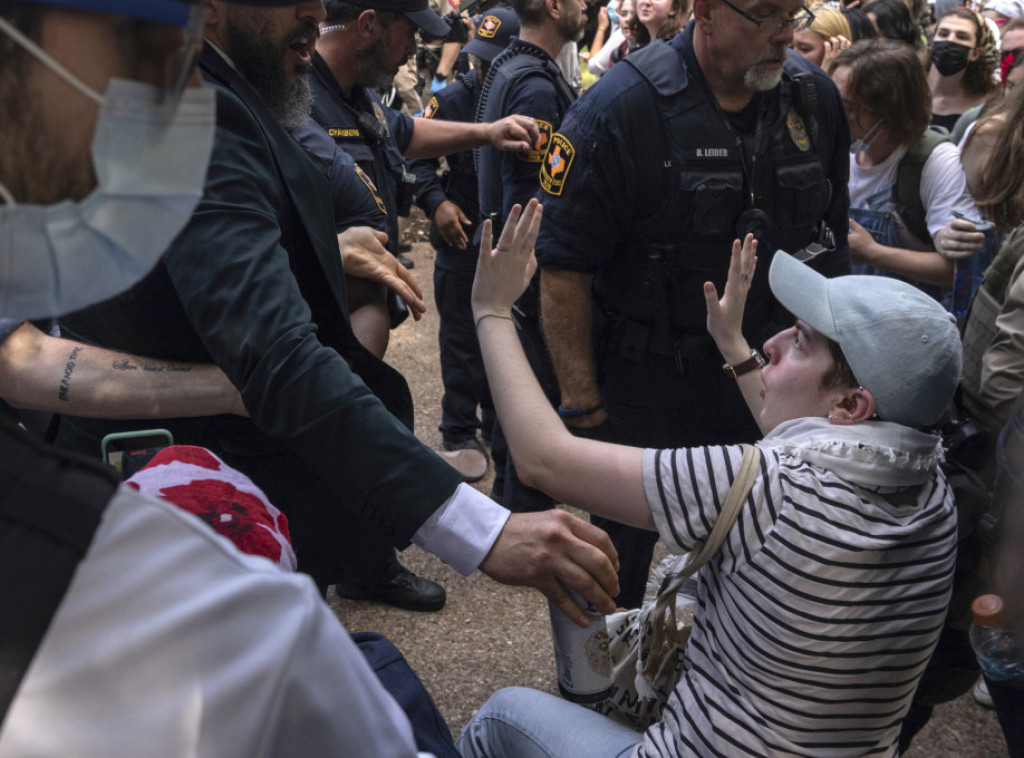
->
xmin=0 ymin=419 xmax=118 ymax=729
xmin=895 ymin=126 xmax=950 ymax=246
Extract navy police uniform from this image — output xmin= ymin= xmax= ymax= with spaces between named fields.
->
xmin=291 ymin=115 xmax=390 ymax=236
xmin=408 ymin=71 xmax=496 ymax=448
xmin=536 ymin=25 xmax=851 ymax=606
xmin=306 ymin=52 xmax=442 ymax=259
xmin=476 ymin=37 xmax=578 ymax=511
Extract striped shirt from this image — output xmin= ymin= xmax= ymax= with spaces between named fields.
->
xmin=636 ymin=442 xmax=957 ymax=758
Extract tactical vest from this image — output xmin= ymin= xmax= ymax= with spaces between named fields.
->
xmin=475 ymin=39 xmax=577 ymax=224
xmin=593 ymin=40 xmax=831 ymax=351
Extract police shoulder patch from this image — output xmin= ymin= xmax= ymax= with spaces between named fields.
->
xmin=517 ymin=119 xmax=552 ymax=164
xmin=355 ymin=165 xmax=388 ymax=215
xmin=423 ymin=97 xmax=439 ymax=119
xmin=540 ymin=132 xmax=575 ymax=197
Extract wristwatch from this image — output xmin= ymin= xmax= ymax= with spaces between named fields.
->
xmin=722 ymin=349 xmax=766 ymax=379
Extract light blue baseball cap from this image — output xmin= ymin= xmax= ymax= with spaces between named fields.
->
xmin=769 ymin=251 xmax=962 ymax=428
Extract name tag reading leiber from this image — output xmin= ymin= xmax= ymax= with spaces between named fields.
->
xmin=692 ymin=147 xmax=732 ymax=159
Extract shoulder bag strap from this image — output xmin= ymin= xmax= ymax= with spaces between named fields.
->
xmin=642 ymin=443 xmax=762 ymax=682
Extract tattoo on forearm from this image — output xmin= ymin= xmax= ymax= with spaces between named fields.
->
xmin=142 ymin=363 xmax=191 ymax=373
xmin=112 ymin=359 xmax=191 ymax=373
xmin=58 ymin=346 xmax=82 ymax=402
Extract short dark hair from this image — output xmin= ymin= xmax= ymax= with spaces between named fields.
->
xmin=511 ymin=0 xmax=546 ymax=27
xmin=862 ymin=0 xmax=919 ymax=47
xmin=841 ymin=8 xmax=877 ymax=42
xmin=821 ymin=339 xmax=860 ymax=392
xmin=323 ymin=0 xmax=363 ymax=23
xmin=834 ymin=39 xmax=931 ymax=149
xmin=323 ymin=2 xmax=404 ymax=29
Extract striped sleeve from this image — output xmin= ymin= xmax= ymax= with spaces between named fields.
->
xmin=642 ymin=444 xmax=766 ymax=555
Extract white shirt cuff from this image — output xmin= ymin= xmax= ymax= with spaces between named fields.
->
xmin=411 ymin=483 xmax=510 ymax=576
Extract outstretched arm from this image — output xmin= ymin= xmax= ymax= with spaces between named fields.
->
xmin=703 ymin=234 xmax=768 ymax=434
xmin=473 ymin=200 xmax=651 ymax=529
xmin=405 ymin=115 xmax=541 ymax=160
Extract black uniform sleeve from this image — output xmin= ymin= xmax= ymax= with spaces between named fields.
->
xmin=535 ymin=71 xmax=652 ymax=273
xmin=499 ymin=72 xmax=567 ymax=221
xmin=291 ymin=117 xmax=388 ymax=233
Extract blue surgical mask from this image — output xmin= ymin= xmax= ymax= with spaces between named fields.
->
xmin=850 ymin=119 xmax=883 ymax=155
xmin=0 ymin=15 xmax=216 ymax=322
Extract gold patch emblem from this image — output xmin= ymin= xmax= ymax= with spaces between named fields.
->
xmin=355 ymin=165 xmax=388 ymax=215
xmin=786 ymin=108 xmax=810 ymax=152
xmin=540 ymin=133 xmax=575 ymax=196
xmin=372 ymin=102 xmax=390 ymax=135
xmin=478 ymin=15 xmax=501 ymax=38
xmin=518 ymin=119 xmax=552 ymax=164
xmin=423 ymin=97 xmax=439 ymax=119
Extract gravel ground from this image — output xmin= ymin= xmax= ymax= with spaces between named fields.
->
xmin=327 ymin=219 xmax=1010 ymax=756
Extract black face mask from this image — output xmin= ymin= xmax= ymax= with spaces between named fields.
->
xmin=931 ymin=40 xmax=973 ymax=76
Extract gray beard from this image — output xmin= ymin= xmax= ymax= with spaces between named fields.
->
xmin=224 ymin=14 xmax=314 ymax=130
xmin=361 ymin=66 xmax=398 ymax=93
xmin=744 ymin=64 xmax=784 ymax=91
xmin=270 ymin=76 xmax=314 ymax=130
xmin=744 ymin=47 xmax=787 ymax=92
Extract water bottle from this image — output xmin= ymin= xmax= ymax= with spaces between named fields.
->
xmin=969 ymin=595 xmax=1024 ymax=756
xmin=970 ymin=594 xmax=1024 ymax=683
xmin=548 ymin=588 xmax=613 ymax=703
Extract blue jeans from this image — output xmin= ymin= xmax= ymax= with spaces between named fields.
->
xmin=456 ymin=688 xmax=643 ymax=758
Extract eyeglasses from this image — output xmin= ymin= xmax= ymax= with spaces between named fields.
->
xmin=719 ymin=0 xmax=815 ymax=34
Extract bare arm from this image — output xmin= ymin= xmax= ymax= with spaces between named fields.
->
xmin=848 ymin=218 xmax=955 ymax=287
xmin=704 ymin=235 xmax=768 ymax=434
xmin=474 ymin=201 xmax=651 ymax=529
xmin=540 ymin=268 xmax=607 ymax=427
xmin=0 ymin=322 xmax=246 ymax=418
xmin=404 ymin=115 xmax=540 ymax=161
xmin=434 ymin=40 xmax=463 ymax=81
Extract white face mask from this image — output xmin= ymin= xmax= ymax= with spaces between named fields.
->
xmin=849 ymin=119 xmax=883 ymax=155
xmin=0 ymin=15 xmax=216 ymax=322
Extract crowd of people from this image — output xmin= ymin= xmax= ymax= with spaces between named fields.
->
xmin=1 ymin=0 xmax=1024 ymax=755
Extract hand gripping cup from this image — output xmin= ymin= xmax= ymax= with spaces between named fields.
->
xmin=548 ymin=589 xmax=613 ymax=703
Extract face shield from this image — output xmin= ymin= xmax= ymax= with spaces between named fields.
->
xmin=0 ymin=0 xmax=217 ymax=321
xmin=0 ymin=0 xmax=210 ymax=105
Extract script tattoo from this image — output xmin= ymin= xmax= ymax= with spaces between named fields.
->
xmin=112 ymin=359 xmax=138 ymax=371
xmin=142 ymin=363 xmax=191 ymax=373
xmin=58 ymin=346 xmax=82 ymax=402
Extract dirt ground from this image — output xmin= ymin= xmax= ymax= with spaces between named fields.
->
xmin=326 ymin=209 xmax=1011 ymax=756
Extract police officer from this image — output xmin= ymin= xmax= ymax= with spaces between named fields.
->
xmin=475 ymin=0 xmax=585 ymax=511
xmin=408 ymin=8 xmax=521 ymax=481
xmin=537 ymin=1 xmax=852 ymax=607
xmin=303 ymin=0 xmax=539 ymax=273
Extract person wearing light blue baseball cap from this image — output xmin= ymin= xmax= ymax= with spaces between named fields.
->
xmin=461 ymin=211 xmax=961 ymax=758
